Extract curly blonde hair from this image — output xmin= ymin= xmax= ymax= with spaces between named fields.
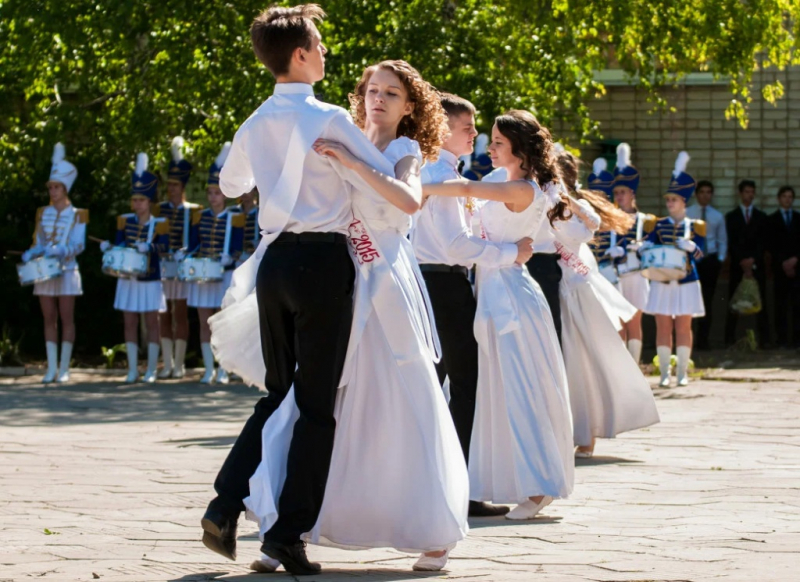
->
xmin=349 ymin=60 xmax=448 ymax=162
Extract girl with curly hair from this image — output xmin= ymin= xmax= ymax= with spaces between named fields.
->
xmin=551 ymin=148 xmax=660 ymax=460
xmin=423 ymin=109 xmax=574 ymax=520
xmin=244 ymin=59 xmax=468 ymax=573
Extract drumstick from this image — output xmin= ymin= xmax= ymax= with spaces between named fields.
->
xmin=88 ymin=235 xmax=106 ymax=244
xmin=6 ymin=250 xmax=24 ymax=256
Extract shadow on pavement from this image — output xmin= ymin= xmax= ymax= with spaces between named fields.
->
xmin=169 ymin=569 xmax=445 ymax=581
xmin=0 ymin=376 xmax=262 ymax=427
xmin=575 ymin=455 xmax=643 ymax=466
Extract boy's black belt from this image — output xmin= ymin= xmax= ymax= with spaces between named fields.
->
xmin=420 ymin=264 xmax=469 ymax=277
xmin=274 ymin=232 xmax=347 ymax=245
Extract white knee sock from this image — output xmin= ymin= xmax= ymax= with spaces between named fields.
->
xmin=58 ymin=341 xmax=73 ymax=374
xmin=676 ymin=345 xmax=691 ymax=382
xmin=44 ymin=341 xmax=58 ymax=381
xmin=201 ymin=342 xmax=215 ymax=374
xmin=173 ymin=339 xmax=187 ymax=371
xmin=160 ymin=338 xmax=174 ymax=373
xmin=146 ymin=343 xmax=160 ymax=376
xmin=125 ymin=342 xmax=139 ymax=374
xmin=657 ymin=345 xmax=672 ymax=382
xmin=627 ymin=339 xmax=643 ymax=365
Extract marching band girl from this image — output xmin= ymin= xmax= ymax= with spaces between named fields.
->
xmin=230 ymin=187 xmax=260 ymax=265
xmin=179 ymin=143 xmax=243 ymax=384
xmin=608 ymin=143 xmax=654 ymax=364
xmin=21 ymin=143 xmax=87 ymax=383
xmin=155 ymin=137 xmax=200 ymax=379
xmin=642 ymin=152 xmax=706 ymax=387
xmin=587 ymin=159 xmax=620 ymax=286
xmin=100 ymin=153 xmax=169 ymax=383
xmin=553 ymin=149 xmax=660 ymax=458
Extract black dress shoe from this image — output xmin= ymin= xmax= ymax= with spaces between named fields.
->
xmin=469 ymin=500 xmax=510 ymax=517
xmin=261 ymin=540 xmax=321 ymax=576
xmin=200 ymin=498 xmax=238 ymax=561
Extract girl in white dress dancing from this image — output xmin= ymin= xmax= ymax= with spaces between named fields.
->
xmin=212 ymin=60 xmax=468 ymax=573
xmin=424 ymin=110 xmax=573 ymax=520
xmin=552 ymin=149 xmax=660 ymax=458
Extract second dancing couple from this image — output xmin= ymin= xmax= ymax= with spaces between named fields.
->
xmin=199 ymin=3 xmax=579 ymax=575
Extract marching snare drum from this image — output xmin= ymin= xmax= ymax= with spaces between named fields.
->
xmin=616 ymin=250 xmax=642 ymax=277
xmin=178 ymin=257 xmax=224 ymax=283
xmin=102 ymin=247 xmax=149 ymax=279
xmin=17 ymin=256 xmax=63 ymax=286
xmin=160 ymin=256 xmax=179 ymax=280
xmin=599 ymin=263 xmax=619 ymax=285
xmin=640 ymin=245 xmax=689 ymax=282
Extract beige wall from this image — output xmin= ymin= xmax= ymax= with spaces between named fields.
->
xmin=554 ymin=67 xmax=800 ymax=217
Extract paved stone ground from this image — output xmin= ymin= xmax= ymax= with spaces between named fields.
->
xmin=1 ymin=367 xmax=798 ymax=582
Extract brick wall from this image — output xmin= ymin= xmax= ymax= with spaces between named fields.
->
xmin=553 ymin=67 xmax=800 ymax=217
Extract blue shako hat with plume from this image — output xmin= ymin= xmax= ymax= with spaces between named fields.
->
xmin=207 ymin=142 xmax=231 ymax=187
xmin=131 ymin=152 xmax=158 ymax=202
xmin=167 ymin=137 xmax=193 ymax=186
xmin=588 ymin=157 xmax=615 ymax=199
xmin=666 ymin=151 xmax=695 ymax=202
xmin=613 ymin=142 xmax=640 ymax=193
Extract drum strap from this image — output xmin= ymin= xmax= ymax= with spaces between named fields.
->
xmin=182 ymin=206 xmax=190 ymax=249
xmin=610 ymin=230 xmax=617 ymax=247
xmin=635 ymin=213 xmax=643 ymax=241
xmin=223 ymin=213 xmax=232 ymax=257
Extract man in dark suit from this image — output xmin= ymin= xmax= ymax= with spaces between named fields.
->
xmin=769 ymin=186 xmax=800 ymax=348
xmin=725 ymin=179 xmax=771 ymax=347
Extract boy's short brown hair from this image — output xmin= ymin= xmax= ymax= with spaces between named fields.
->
xmin=439 ymin=93 xmax=476 ymax=119
xmin=250 ymin=4 xmax=326 ymax=77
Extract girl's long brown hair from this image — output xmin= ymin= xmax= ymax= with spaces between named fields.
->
xmin=494 ymin=110 xmax=568 ymax=225
xmin=349 ymin=60 xmax=448 ymax=163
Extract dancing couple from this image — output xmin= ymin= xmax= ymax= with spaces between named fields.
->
xmin=200 ymin=3 xmax=575 ymax=575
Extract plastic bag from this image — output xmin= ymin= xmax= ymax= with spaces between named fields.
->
xmin=730 ymin=277 xmax=762 ymax=315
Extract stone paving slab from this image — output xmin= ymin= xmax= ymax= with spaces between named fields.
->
xmin=1 ymin=372 xmax=799 ymax=581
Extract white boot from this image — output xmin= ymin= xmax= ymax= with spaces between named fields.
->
xmin=676 ymin=345 xmax=691 ymax=387
xmin=216 ymin=368 xmax=230 ymax=385
xmin=172 ymin=339 xmax=187 ymax=378
xmin=125 ymin=342 xmax=139 ymax=384
xmin=657 ymin=345 xmax=672 ymax=388
xmin=43 ymin=341 xmax=58 ymax=383
xmin=56 ymin=341 xmax=73 ymax=383
xmin=627 ymin=339 xmax=643 ymax=365
xmin=158 ymin=338 xmax=174 ymax=379
xmin=141 ymin=343 xmax=160 ymax=383
xmin=200 ymin=342 xmax=216 ymax=384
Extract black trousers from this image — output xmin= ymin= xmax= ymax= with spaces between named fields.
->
xmin=773 ymin=270 xmax=800 ymax=347
xmin=422 ymin=269 xmax=479 ymax=463
xmin=725 ymin=266 xmax=770 ymax=347
xmin=525 ymin=253 xmax=563 ymax=345
xmin=694 ymin=254 xmax=721 ymax=348
xmin=213 ymin=236 xmax=355 ymax=544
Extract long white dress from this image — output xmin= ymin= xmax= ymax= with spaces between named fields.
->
xmin=554 ymin=206 xmax=660 ymax=448
xmin=213 ymin=138 xmax=469 ymax=553
xmin=469 ymin=182 xmax=574 ymax=503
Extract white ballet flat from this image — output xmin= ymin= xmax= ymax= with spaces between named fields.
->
xmin=56 ymin=371 xmax=71 ymax=383
xmin=141 ymin=370 xmax=157 ymax=384
xmin=658 ymin=376 xmax=671 ymax=388
xmin=171 ymin=366 xmax=185 ymax=379
xmin=42 ymin=369 xmax=57 ymax=384
xmin=124 ymin=370 xmax=139 ymax=384
xmin=575 ymin=449 xmax=593 ymax=459
xmin=200 ymin=369 xmax=216 ymax=384
xmin=250 ymin=554 xmax=280 ymax=573
xmin=157 ymin=367 xmax=173 ymax=379
xmin=216 ymin=368 xmax=230 ymax=385
xmin=505 ymin=496 xmax=553 ymax=520
xmin=677 ymin=375 xmax=689 ymax=387
xmin=412 ymin=549 xmax=450 ymax=572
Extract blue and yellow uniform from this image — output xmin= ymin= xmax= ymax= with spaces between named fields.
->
xmin=188 ymin=209 xmax=245 ymax=269
xmin=230 ymin=204 xmax=260 ymax=253
xmin=154 ymin=201 xmax=203 ymax=252
xmin=644 ymin=216 xmax=706 ymax=284
xmin=114 ymin=214 xmax=170 ymax=281
xmin=589 ymin=231 xmax=616 ymax=267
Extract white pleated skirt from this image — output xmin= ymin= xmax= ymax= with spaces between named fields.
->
xmin=645 ymin=280 xmax=705 ymax=317
xmin=33 ymin=269 xmax=83 ymax=296
xmin=162 ymin=279 xmax=189 ymax=301
xmin=617 ymin=273 xmax=650 ymax=312
xmin=562 ymin=283 xmax=660 ymax=446
xmin=114 ymin=279 xmax=167 ymax=313
xmin=187 ymin=271 xmax=233 ymax=309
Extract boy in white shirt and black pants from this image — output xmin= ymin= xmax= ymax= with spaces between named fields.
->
xmin=412 ymin=93 xmax=533 ymax=516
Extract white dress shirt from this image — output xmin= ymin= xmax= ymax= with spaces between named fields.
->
xmin=413 ymin=150 xmax=517 ymax=267
xmin=686 ymin=202 xmax=727 ymax=261
xmin=219 ymin=83 xmax=390 ymax=236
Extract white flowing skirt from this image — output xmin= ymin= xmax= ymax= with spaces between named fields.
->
xmin=236 ymin=238 xmax=468 ymax=553
xmin=114 ymin=279 xmax=167 ymax=313
xmin=34 ymin=269 xmax=82 ymax=296
xmin=562 ymin=282 xmax=660 ymax=446
xmin=188 ymin=271 xmax=233 ymax=309
xmin=646 ymin=280 xmax=705 ymax=317
xmin=470 ymin=265 xmax=574 ymax=502
xmin=162 ymin=279 xmax=189 ymax=301
xmin=617 ymin=272 xmax=650 ymax=312
xmin=583 ymin=270 xmax=637 ymax=331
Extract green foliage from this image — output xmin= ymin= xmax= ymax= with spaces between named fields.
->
xmin=0 ymin=324 xmax=23 ymax=366
xmin=101 ymin=343 xmax=127 ymax=369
